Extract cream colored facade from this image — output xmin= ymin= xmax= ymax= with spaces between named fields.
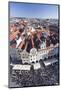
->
xmin=20 ymin=41 xmax=58 ymax=64
xmin=20 ymin=50 xmax=30 ymax=64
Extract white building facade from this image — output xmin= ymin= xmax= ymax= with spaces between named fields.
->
xmin=20 ymin=40 xmax=49 ymax=64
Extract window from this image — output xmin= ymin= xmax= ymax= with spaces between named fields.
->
xmin=42 ymin=51 xmax=43 ymax=53
xmin=32 ymin=61 xmax=35 ymax=64
xmin=36 ymin=61 xmax=38 ymax=63
xmin=41 ymin=46 xmax=43 ymax=49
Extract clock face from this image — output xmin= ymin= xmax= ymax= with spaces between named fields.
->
xmin=30 ymin=48 xmax=37 ymax=56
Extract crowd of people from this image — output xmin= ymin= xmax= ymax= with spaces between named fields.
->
xmin=9 ymin=62 xmax=59 ymax=87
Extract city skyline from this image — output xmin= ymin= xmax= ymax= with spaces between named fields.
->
xmin=9 ymin=2 xmax=59 ymax=19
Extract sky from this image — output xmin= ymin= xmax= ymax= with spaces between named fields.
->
xmin=9 ymin=2 xmax=59 ymax=19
